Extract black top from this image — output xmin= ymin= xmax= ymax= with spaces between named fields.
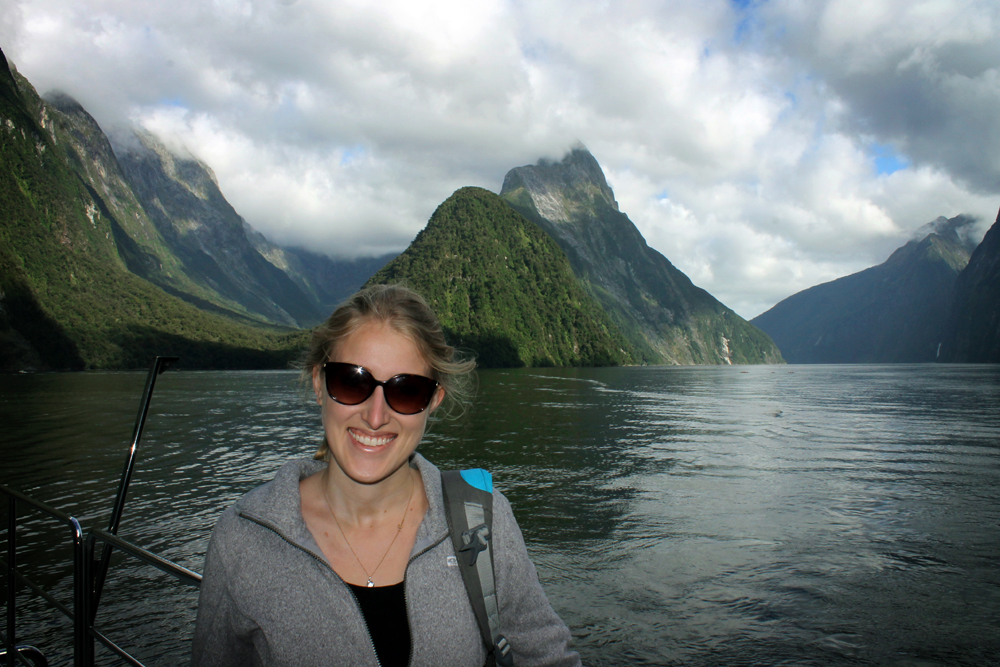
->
xmin=348 ymin=581 xmax=411 ymax=666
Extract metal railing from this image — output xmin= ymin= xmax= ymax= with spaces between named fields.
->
xmin=82 ymin=529 xmax=201 ymax=667
xmin=1 ymin=491 xmax=202 ymax=667
xmin=2 ymin=486 xmax=86 ymax=667
xmin=2 ymin=356 xmax=202 ymax=666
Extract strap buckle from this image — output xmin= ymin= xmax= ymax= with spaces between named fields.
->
xmin=495 ymin=634 xmax=514 ymax=667
xmin=458 ymin=523 xmax=490 ymax=565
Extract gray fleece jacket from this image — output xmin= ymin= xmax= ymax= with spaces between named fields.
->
xmin=191 ymin=454 xmax=581 ymax=666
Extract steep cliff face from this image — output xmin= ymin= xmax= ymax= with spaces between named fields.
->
xmin=0 ymin=48 xmax=304 ymax=370
xmin=110 ymin=127 xmax=324 ymax=327
xmin=368 ymin=187 xmax=636 ymax=367
xmin=945 ymin=207 xmax=1000 ymax=362
xmin=501 ymin=147 xmax=783 ymax=365
xmin=752 ymin=216 xmax=976 ymax=363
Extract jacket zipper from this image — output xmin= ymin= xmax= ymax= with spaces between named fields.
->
xmin=243 ymin=513 xmax=449 ymax=667
xmin=403 ymin=533 xmax=449 ymax=667
xmin=242 ymin=515 xmax=382 ymax=666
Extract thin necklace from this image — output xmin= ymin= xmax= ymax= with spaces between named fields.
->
xmin=322 ymin=471 xmax=414 ymax=588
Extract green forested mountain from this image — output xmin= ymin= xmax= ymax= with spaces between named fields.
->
xmin=944 ymin=207 xmax=1000 ymax=362
xmin=0 ymin=48 xmax=306 ymax=371
xmin=501 ymin=147 xmax=783 ymax=365
xmin=751 ymin=216 xmax=976 ymax=363
xmin=367 ymin=187 xmax=636 ymax=367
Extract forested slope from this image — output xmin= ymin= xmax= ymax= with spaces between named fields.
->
xmin=0 ymin=48 xmax=305 ymax=371
xmin=368 ymin=187 xmax=636 ymax=367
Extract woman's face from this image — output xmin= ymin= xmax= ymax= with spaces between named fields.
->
xmin=312 ymin=320 xmax=444 ymax=485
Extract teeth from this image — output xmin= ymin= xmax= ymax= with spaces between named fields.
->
xmin=351 ymin=429 xmax=394 ymax=447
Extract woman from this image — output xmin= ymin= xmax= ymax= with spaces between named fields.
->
xmin=192 ymin=285 xmax=580 ymax=666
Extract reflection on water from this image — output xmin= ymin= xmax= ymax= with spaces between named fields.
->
xmin=2 ymin=365 xmax=1000 ymax=666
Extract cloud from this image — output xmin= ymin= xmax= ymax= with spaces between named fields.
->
xmin=765 ymin=0 xmax=1000 ymax=192
xmin=3 ymin=0 xmax=998 ymax=319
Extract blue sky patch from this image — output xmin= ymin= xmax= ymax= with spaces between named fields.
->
xmin=870 ymin=143 xmax=910 ymax=175
xmin=340 ymin=145 xmax=367 ymax=166
xmin=159 ymin=97 xmax=187 ymax=108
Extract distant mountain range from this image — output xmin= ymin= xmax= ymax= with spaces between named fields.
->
xmin=1 ymin=45 xmax=788 ymax=371
xmin=7 ymin=42 xmax=994 ymax=371
xmin=0 ymin=47 xmax=392 ymax=370
xmin=751 ymin=213 xmax=1000 ymax=363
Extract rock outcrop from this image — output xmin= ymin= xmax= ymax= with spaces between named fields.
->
xmin=501 ymin=147 xmax=783 ymax=365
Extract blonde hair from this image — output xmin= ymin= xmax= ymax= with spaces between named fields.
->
xmin=301 ymin=284 xmax=476 ymax=460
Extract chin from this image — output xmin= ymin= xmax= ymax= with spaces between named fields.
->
xmin=332 ymin=449 xmax=412 ymax=485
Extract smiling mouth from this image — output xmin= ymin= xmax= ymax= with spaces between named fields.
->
xmin=349 ymin=428 xmax=395 ymax=447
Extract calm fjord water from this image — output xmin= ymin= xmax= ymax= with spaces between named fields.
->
xmin=2 ymin=365 xmax=999 ymax=666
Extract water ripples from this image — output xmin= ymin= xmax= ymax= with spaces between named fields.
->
xmin=3 ymin=365 xmax=1000 ymax=665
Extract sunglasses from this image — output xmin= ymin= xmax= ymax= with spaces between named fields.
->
xmin=323 ymin=362 xmax=439 ymax=415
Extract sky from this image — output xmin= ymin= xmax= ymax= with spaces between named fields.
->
xmin=3 ymin=0 xmax=999 ymax=319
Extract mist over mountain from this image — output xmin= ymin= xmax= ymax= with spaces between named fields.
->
xmin=0 ymin=47 xmax=397 ymax=371
xmin=751 ymin=216 xmax=976 ymax=363
xmin=243 ymin=226 xmax=396 ymax=317
xmin=0 ymin=48 xmax=306 ymax=370
xmin=109 ymin=126 xmax=326 ymax=327
xmin=5 ymin=41 xmax=994 ymax=372
xmin=500 ymin=147 xmax=783 ymax=365
xmin=944 ymin=207 xmax=1000 ymax=362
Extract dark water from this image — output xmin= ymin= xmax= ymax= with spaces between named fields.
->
xmin=2 ymin=365 xmax=999 ymax=666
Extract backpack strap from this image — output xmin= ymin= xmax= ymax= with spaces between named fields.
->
xmin=441 ymin=469 xmax=514 ymax=667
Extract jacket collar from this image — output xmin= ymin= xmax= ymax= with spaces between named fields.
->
xmin=236 ymin=452 xmax=450 ymax=561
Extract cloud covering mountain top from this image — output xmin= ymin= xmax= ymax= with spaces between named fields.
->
xmin=3 ymin=0 xmax=998 ymax=318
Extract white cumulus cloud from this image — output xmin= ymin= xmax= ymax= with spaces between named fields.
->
xmin=3 ymin=0 xmax=998 ymax=318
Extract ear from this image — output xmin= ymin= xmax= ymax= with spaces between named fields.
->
xmin=311 ymin=365 xmax=324 ymax=405
xmin=428 ymin=386 xmax=445 ymax=414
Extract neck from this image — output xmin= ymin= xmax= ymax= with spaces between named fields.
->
xmin=323 ymin=459 xmax=415 ymax=528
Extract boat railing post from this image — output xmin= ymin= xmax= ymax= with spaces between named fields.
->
xmin=71 ymin=518 xmax=87 ymax=667
xmin=80 ymin=532 xmax=95 ymax=667
xmin=91 ymin=356 xmax=177 ymax=617
xmin=5 ymin=495 xmax=15 ymax=667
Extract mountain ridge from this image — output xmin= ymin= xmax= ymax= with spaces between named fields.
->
xmin=751 ymin=216 xmax=976 ymax=363
xmin=367 ymin=186 xmax=636 ymax=367
xmin=501 ymin=147 xmax=784 ymax=365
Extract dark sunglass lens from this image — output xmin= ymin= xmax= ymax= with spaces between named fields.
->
xmin=385 ymin=375 xmax=437 ymax=414
xmin=326 ymin=363 xmax=374 ymax=405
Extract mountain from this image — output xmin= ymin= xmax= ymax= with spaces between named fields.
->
xmin=944 ymin=207 xmax=1000 ymax=362
xmin=242 ymin=224 xmax=396 ymax=316
xmin=367 ymin=187 xmax=635 ymax=367
xmin=500 ymin=147 xmax=783 ymax=365
xmin=0 ymin=48 xmax=306 ymax=371
xmin=109 ymin=126 xmax=326 ymax=327
xmin=751 ymin=216 xmax=976 ymax=363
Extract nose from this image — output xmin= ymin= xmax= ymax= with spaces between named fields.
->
xmin=362 ymin=385 xmax=391 ymax=429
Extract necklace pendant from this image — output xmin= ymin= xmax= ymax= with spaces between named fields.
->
xmin=366 ymin=577 xmax=374 ymax=588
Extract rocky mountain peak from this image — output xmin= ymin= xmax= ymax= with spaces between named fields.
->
xmin=500 ymin=147 xmax=783 ymax=365
xmin=911 ymin=213 xmax=981 ymax=253
xmin=500 ymin=144 xmax=619 ymax=224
